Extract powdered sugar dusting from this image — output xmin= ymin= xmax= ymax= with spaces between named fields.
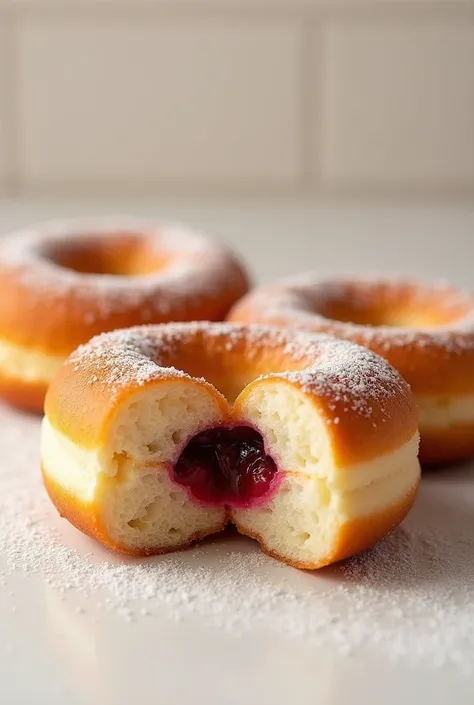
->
xmin=232 ymin=274 xmax=474 ymax=355
xmin=67 ymin=322 xmax=410 ymax=424
xmin=71 ymin=327 xmax=194 ymax=397
xmin=275 ymin=339 xmax=408 ymax=421
xmin=1 ymin=404 xmax=473 ymax=672
xmin=0 ymin=217 xmax=248 ymax=323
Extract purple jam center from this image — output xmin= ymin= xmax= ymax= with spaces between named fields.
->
xmin=172 ymin=426 xmax=278 ymax=507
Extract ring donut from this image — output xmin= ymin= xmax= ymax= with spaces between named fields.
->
xmin=0 ymin=218 xmax=249 ymax=412
xmin=228 ymin=275 xmax=474 ymax=464
xmin=41 ymin=322 xmax=420 ymax=569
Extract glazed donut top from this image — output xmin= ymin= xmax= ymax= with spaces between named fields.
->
xmin=0 ymin=218 xmax=249 ymax=353
xmin=228 ymin=275 xmax=474 ymax=394
xmin=45 ymin=322 xmax=418 ymax=465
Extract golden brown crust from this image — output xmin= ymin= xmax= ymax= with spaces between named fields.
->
xmin=228 ymin=277 xmax=474 ymax=396
xmin=0 ymin=375 xmax=47 ymax=414
xmin=325 ymin=481 xmax=419 ymax=566
xmin=233 ymin=481 xmax=419 ymax=570
xmin=229 ymin=278 xmax=474 ymax=463
xmin=235 ymin=376 xmax=417 ymax=467
xmin=420 ymin=425 xmax=474 ymax=465
xmin=47 ymin=371 xmax=230 ymax=451
xmin=42 ymin=467 xmax=228 ymax=556
xmin=0 ymin=220 xmax=250 ymax=359
xmin=43 ymin=462 xmax=418 ymax=567
xmin=45 ymin=323 xmax=418 ymax=466
xmin=42 ymin=322 xmax=419 ymax=565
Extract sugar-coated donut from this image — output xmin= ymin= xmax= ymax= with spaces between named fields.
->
xmin=41 ymin=322 xmax=420 ymax=569
xmin=228 ymin=275 xmax=474 ymax=464
xmin=0 ymin=218 xmax=249 ymax=412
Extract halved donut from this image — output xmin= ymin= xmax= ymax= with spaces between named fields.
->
xmin=0 ymin=218 xmax=249 ymax=412
xmin=228 ymin=276 xmax=474 ymax=464
xmin=41 ymin=322 xmax=420 ymax=569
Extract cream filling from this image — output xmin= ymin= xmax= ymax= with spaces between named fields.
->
xmin=236 ymin=378 xmax=420 ymax=500
xmin=416 ymin=393 xmax=474 ymax=430
xmin=41 ymin=417 xmax=101 ymax=502
xmin=0 ymin=338 xmax=64 ymax=384
xmin=333 ymin=433 xmax=419 ymax=520
xmin=41 ymin=414 xmax=420 ymax=522
xmin=230 ymin=434 xmax=420 ymax=567
xmin=41 ymin=415 xmax=227 ymax=551
xmin=42 ymin=372 xmax=421 ymax=561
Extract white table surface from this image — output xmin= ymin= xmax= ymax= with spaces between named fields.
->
xmin=0 ymin=198 xmax=473 ymax=705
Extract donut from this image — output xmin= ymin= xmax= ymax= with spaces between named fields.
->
xmin=40 ymin=322 xmax=420 ymax=569
xmin=0 ymin=218 xmax=249 ymax=412
xmin=228 ymin=275 xmax=474 ymax=464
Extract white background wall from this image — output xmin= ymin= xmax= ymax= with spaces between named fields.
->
xmin=0 ymin=1 xmax=473 ymax=199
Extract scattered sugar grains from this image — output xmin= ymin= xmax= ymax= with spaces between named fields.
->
xmin=1 ymin=405 xmax=473 ymax=672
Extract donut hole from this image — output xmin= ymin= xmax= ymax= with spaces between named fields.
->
xmin=173 ymin=426 xmax=278 ymax=508
xmin=313 ymin=282 xmax=471 ymax=330
xmin=43 ymin=234 xmax=168 ymax=277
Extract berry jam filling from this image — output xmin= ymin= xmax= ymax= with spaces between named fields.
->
xmin=172 ymin=426 xmax=278 ymax=507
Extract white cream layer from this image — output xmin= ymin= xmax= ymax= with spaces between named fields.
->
xmin=417 ymin=393 xmax=474 ymax=430
xmin=41 ymin=417 xmax=100 ymax=501
xmin=334 ymin=433 xmax=419 ymax=520
xmin=41 ymin=413 xmax=420 ymax=520
xmin=0 ymin=338 xmax=64 ymax=384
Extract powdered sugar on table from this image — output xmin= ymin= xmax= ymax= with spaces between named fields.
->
xmin=0 ymin=403 xmax=473 ymax=672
